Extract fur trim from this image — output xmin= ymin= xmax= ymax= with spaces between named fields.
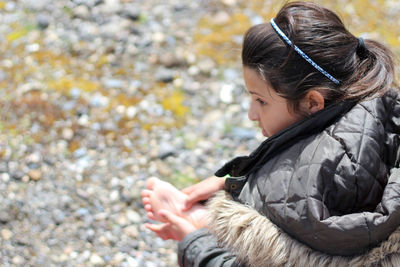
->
xmin=207 ymin=191 xmax=400 ymax=267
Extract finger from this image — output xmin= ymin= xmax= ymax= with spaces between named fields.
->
xmin=145 ymin=222 xmax=165 ymax=232
xmin=159 ymin=209 xmax=183 ymax=225
xmin=146 ymin=177 xmax=159 ymax=190
xmin=147 ymin=211 xmax=156 ymax=221
xmin=144 ymin=204 xmax=152 ymax=212
xmin=181 ymin=185 xmax=195 ymax=194
xmin=142 ymin=197 xmax=150 ymax=205
xmin=141 ymin=189 xmax=152 ymax=198
xmin=145 ymin=223 xmax=169 ymax=240
xmin=182 ymin=193 xmax=202 ymax=211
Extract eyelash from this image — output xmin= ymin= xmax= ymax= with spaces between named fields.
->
xmin=256 ymin=98 xmax=267 ymax=105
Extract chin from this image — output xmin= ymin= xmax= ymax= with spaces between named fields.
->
xmin=262 ymin=129 xmax=269 ymax=137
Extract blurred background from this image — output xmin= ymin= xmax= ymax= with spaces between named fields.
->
xmin=0 ymin=0 xmax=399 ymax=266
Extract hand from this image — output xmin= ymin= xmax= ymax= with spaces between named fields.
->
xmin=181 ymin=176 xmax=225 ymax=211
xmin=145 ymin=209 xmax=197 ymax=241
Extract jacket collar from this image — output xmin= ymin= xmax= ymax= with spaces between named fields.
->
xmin=215 ymin=100 xmax=357 ymax=178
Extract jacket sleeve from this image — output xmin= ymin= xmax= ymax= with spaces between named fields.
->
xmin=177 ymin=228 xmax=243 ymax=267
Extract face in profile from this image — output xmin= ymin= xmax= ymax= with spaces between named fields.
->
xmin=243 ymin=67 xmax=304 ymax=137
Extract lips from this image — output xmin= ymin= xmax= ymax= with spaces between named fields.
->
xmin=262 ymin=128 xmax=268 ymax=137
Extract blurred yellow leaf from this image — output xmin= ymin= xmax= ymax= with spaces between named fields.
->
xmin=0 ymin=2 xmax=5 ymax=9
xmin=161 ymin=90 xmax=189 ymax=118
xmin=7 ymin=29 xmax=28 ymax=42
xmin=49 ymin=77 xmax=98 ymax=92
xmin=195 ymin=13 xmax=251 ymax=64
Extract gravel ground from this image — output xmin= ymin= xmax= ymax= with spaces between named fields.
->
xmin=0 ymin=0 xmax=262 ymax=266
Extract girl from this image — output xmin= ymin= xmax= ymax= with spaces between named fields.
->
xmin=142 ymin=2 xmax=400 ymax=266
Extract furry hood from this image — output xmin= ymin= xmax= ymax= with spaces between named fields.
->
xmin=207 ymin=191 xmax=400 ymax=267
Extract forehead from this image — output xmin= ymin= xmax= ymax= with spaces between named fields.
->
xmin=243 ymin=67 xmax=275 ymax=98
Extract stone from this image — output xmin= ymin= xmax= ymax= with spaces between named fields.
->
xmin=28 ymin=170 xmax=42 ymax=181
xmin=126 ymin=210 xmax=141 ymax=224
xmin=219 ymin=84 xmax=234 ymax=104
xmin=62 ymin=128 xmax=74 ymax=140
xmin=123 ymin=225 xmax=139 ymax=238
xmin=1 ymin=228 xmax=13 ymax=240
xmin=73 ymin=5 xmax=90 ymax=20
xmin=52 ymin=209 xmax=66 ymax=224
xmin=155 ymin=68 xmax=174 ymax=83
xmin=37 ymin=14 xmax=50 ymax=29
xmin=90 ymin=253 xmax=105 ymax=266
xmin=123 ymin=9 xmax=141 ymax=21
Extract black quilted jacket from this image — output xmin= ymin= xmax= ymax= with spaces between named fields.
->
xmin=178 ymin=89 xmax=400 ymax=266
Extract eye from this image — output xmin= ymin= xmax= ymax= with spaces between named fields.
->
xmin=256 ymin=98 xmax=267 ymax=105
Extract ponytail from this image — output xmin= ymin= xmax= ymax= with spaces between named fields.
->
xmin=341 ymin=39 xmax=396 ymax=101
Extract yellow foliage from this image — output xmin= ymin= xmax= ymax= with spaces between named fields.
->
xmin=161 ymin=90 xmax=189 ymax=118
xmin=0 ymin=2 xmax=5 ymax=9
xmin=7 ymin=29 xmax=28 ymax=42
xmin=194 ymin=13 xmax=251 ymax=64
xmin=49 ymin=77 xmax=99 ymax=92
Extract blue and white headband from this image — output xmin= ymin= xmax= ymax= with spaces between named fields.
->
xmin=270 ymin=18 xmax=340 ymax=85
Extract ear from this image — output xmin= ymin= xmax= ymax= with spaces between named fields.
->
xmin=301 ymin=90 xmax=325 ymax=114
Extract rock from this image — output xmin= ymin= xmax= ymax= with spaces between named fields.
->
xmin=73 ymin=5 xmax=91 ymax=20
xmin=52 ymin=209 xmax=66 ymax=224
xmin=11 ymin=171 xmax=24 ymax=181
xmin=126 ymin=256 xmax=139 ymax=267
xmin=0 ymin=209 xmax=12 ymax=223
xmin=12 ymin=255 xmax=24 ymax=265
xmin=155 ymin=68 xmax=174 ymax=83
xmin=28 ymin=170 xmax=43 ymax=181
xmin=1 ymin=173 xmax=10 ymax=183
xmin=22 ymin=0 xmax=51 ymax=10
xmin=123 ymin=225 xmax=138 ymax=238
xmin=197 ymin=58 xmax=216 ymax=74
xmin=221 ymin=0 xmax=237 ymax=6
xmin=90 ymin=253 xmax=105 ymax=266
xmin=104 ymin=78 xmax=124 ymax=88
xmin=159 ymin=53 xmax=186 ymax=68
xmin=126 ymin=210 xmax=141 ymax=224
xmin=123 ymin=9 xmax=141 ymax=21
xmin=213 ymin=11 xmax=230 ymax=25
xmin=85 ymin=228 xmax=95 ymax=242
xmin=37 ymin=14 xmax=50 ymax=29
xmin=1 ymin=229 xmax=13 ymax=240
xmin=62 ymin=128 xmax=74 ymax=140
xmin=219 ymin=84 xmax=234 ymax=104
xmin=158 ymin=142 xmax=176 ymax=159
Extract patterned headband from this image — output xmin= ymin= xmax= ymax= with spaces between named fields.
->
xmin=270 ymin=18 xmax=340 ymax=85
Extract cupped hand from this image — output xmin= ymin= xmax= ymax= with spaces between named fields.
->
xmin=145 ymin=209 xmax=196 ymax=241
xmin=181 ymin=176 xmax=225 ymax=211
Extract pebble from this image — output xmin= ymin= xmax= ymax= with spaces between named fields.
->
xmin=123 ymin=225 xmax=139 ymax=238
xmin=28 ymin=170 xmax=43 ymax=181
xmin=155 ymin=68 xmax=175 ymax=83
xmin=1 ymin=173 xmax=10 ymax=182
xmin=124 ymin=9 xmax=141 ymax=21
xmin=126 ymin=210 xmax=141 ymax=224
xmin=90 ymin=253 xmax=105 ymax=265
xmin=52 ymin=209 xmax=66 ymax=224
xmin=73 ymin=5 xmax=91 ymax=20
xmin=62 ymin=128 xmax=74 ymax=140
xmin=219 ymin=84 xmax=234 ymax=104
xmin=1 ymin=229 xmax=13 ymax=240
xmin=37 ymin=14 xmax=50 ymax=29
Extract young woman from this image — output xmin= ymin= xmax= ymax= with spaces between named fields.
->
xmin=142 ymin=2 xmax=400 ymax=266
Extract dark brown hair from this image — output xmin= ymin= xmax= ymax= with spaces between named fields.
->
xmin=242 ymin=1 xmax=396 ymax=112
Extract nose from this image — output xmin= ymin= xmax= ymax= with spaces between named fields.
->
xmin=248 ymin=101 xmax=258 ymax=121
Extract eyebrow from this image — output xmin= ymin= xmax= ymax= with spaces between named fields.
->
xmin=248 ymin=90 xmax=267 ymax=98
